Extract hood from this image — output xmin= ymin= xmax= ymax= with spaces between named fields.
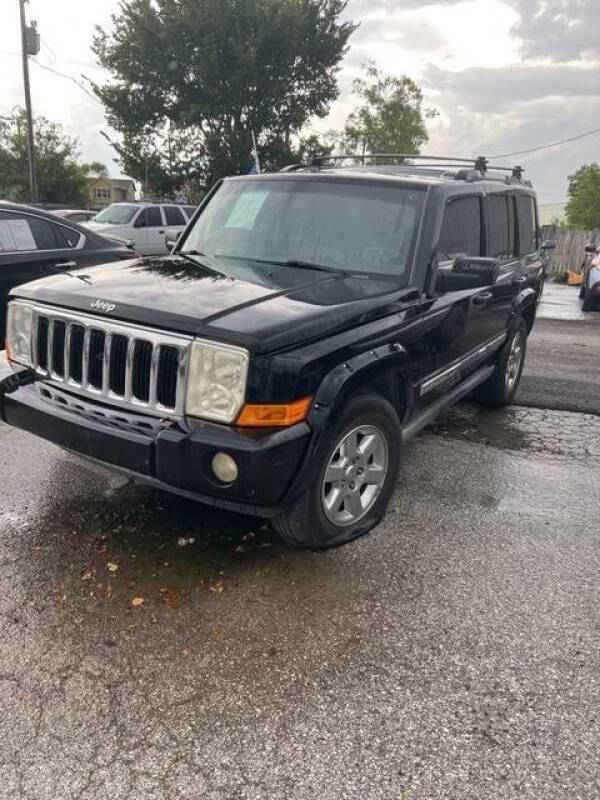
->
xmin=82 ymin=221 xmax=122 ymax=234
xmin=11 ymin=256 xmax=415 ymax=355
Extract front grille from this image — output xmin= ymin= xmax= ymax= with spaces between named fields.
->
xmin=31 ymin=305 xmax=190 ymax=416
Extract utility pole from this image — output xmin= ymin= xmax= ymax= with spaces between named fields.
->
xmin=19 ymin=0 xmax=38 ymax=202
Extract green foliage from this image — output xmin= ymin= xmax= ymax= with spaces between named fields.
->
xmin=92 ymin=0 xmax=356 ymax=190
xmin=0 ymin=109 xmax=90 ymax=205
xmin=340 ymin=61 xmax=437 ymax=160
xmin=565 ymin=163 xmax=600 ymax=229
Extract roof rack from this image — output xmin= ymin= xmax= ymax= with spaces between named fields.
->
xmin=296 ymin=153 xmax=525 ymax=181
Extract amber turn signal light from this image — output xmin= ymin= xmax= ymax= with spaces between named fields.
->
xmin=236 ymin=396 xmax=313 ymax=427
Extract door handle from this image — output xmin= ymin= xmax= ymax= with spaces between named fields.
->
xmin=54 ymin=261 xmax=77 ymax=268
xmin=473 ymin=291 xmax=493 ymax=305
xmin=158 ymin=229 xmax=165 ymax=234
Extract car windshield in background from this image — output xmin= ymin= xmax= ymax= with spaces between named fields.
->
xmin=94 ymin=204 xmax=138 ymax=224
xmin=182 ymin=178 xmax=426 ymax=277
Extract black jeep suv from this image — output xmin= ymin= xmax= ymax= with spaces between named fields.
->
xmin=0 ymin=156 xmax=551 ymax=549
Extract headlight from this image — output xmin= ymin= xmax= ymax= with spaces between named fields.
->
xmin=185 ymin=339 xmax=249 ymax=423
xmin=6 ymin=301 xmax=33 ymax=367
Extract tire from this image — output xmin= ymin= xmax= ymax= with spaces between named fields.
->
xmin=473 ymin=318 xmax=528 ymax=407
xmin=582 ymin=283 xmax=596 ymax=311
xmin=273 ymin=393 xmax=402 ymax=550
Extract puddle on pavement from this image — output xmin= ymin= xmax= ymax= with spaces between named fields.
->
xmin=425 ymin=401 xmax=600 ymax=463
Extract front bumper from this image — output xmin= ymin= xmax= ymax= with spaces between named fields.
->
xmin=0 ymin=365 xmax=311 ymax=517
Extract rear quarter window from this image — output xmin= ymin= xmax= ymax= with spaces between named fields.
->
xmin=516 ymin=195 xmax=537 ymax=255
xmin=486 ymin=195 xmax=516 ymax=259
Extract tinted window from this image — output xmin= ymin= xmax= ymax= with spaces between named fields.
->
xmin=486 ymin=195 xmax=516 ymax=259
xmin=183 ymin=179 xmax=426 ymax=278
xmin=184 ymin=206 xmax=196 ymax=218
xmin=516 ymin=195 xmax=537 ymax=255
xmin=164 ymin=206 xmax=186 ymax=225
xmin=437 ymin=196 xmax=482 ymax=260
xmin=28 ymin=216 xmax=64 ymax=249
xmin=146 ymin=207 xmax=163 ymax=227
xmin=55 ymin=225 xmax=81 ymax=248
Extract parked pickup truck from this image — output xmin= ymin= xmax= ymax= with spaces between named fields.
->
xmin=0 ymin=155 xmax=554 ymax=549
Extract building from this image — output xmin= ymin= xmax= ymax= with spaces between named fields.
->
xmin=88 ymin=176 xmax=136 ymax=208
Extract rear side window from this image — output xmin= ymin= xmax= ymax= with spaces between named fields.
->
xmin=516 ymin=195 xmax=537 ymax=255
xmin=146 ymin=207 xmax=163 ymax=227
xmin=437 ymin=196 xmax=482 ymax=260
xmin=184 ymin=206 xmax=196 ymax=218
xmin=163 ymin=206 xmax=186 ymax=225
xmin=486 ymin=195 xmax=516 ymax=259
xmin=54 ymin=225 xmax=81 ymax=248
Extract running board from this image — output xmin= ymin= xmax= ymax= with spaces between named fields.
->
xmin=401 ymin=364 xmax=495 ymax=443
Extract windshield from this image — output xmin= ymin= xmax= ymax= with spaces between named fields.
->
xmin=182 ymin=178 xmax=426 ymax=277
xmin=94 ymin=204 xmax=138 ymax=225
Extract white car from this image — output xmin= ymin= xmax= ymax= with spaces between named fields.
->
xmin=83 ymin=203 xmax=196 ymax=256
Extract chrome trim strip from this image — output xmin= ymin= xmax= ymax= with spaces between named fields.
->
xmin=420 ymin=332 xmax=506 ymax=397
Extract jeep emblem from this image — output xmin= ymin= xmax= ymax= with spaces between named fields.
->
xmin=90 ymin=299 xmax=116 ymax=313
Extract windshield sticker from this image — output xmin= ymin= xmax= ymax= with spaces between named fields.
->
xmin=0 ymin=219 xmax=36 ymax=251
xmin=225 ymin=190 xmax=269 ymax=230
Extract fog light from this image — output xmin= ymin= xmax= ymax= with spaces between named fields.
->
xmin=211 ymin=452 xmax=238 ymax=483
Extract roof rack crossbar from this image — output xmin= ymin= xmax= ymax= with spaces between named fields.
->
xmin=306 ymin=153 xmax=525 ymax=180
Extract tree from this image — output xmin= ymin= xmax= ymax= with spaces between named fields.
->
xmin=565 ymin=164 xmax=600 ymax=229
xmin=340 ymin=62 xmax=437 ymax=160
xmin=92 ymin=0 xmax=356 ymax=190
xmin=0 ymin=109 xmax=89 ymax=204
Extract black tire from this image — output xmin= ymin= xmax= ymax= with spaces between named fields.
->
xmin=582 ymin=283 xmax=597 ymax=311
xmin=272 ymin=393 xmax=402 ymax=550
xmin=473 ymin=318 xmax=528 ymax=407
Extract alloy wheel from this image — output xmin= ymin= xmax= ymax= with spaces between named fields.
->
xmin=321 ymin=424 xmax=388 ymax=527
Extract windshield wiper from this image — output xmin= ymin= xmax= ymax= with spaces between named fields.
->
xmin=214 ymin=254 xmax=345 ymax=275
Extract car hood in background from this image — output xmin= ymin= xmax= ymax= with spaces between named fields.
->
xmin=10 ymin=256 xmax=414 ymax=355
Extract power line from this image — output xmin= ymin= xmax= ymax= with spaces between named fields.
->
xmin=30 ymin=58 xmax=100 ymax=103
xmin=491 ymin=126 xmax=600 ymax=158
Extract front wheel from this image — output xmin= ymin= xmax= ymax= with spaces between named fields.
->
xmin=273 ymin=393 xmax=402 ymax=550
xmin=473 ymin=318 xmax=528 ymax=407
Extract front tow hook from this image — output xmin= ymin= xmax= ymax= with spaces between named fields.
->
xmin=0 ymin=368 xmax=36 ymax=422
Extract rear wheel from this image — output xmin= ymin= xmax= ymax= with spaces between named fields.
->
xmin=273 ymin=393 xmax=401 ymax=550
xmin=582 ymin=282 xmax=597 ymax=311
xmin=474 ymin=318 xmax=528 ymax=407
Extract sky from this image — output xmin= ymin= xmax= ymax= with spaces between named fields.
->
xmin=1 ymin=0 xmax=598 ymax=204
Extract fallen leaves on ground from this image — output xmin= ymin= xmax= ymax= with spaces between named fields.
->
xmin=131 ymin=597 xmax=145 ymax=607
xmin=210 ymin=579 xmax=224 ymax=594
xmin=177 ymin=537 xmax=196 ymax=547
xmin=106 ymin=562 xmax=118 ymax=573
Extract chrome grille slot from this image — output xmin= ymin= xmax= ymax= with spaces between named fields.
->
xmin=109 ymin=334 xmax=128 ymax=396
xmin=69 ymin=325 xmax=85 ymax=383
xmin=51 ymin=320 xmax=66 ymax=377
xmin=88 ymin=330 xmax=106 ymax=389
xmin=157 ymin=346 xmax=180 ymax=408
xmin=30 ymin=305 xmax=191 ymax=418
xmin=132 ymin=340 xmax=152 ymax=402
xmin=37 ymin=316 xmax=49 ymax=371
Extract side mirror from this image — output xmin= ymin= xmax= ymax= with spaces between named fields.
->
xmin=541 ymin=239 xmax=556 ymax=251
xmin=165 ymin=229 xmax=181 ymax=249
xmin=452 ymin=256 xmax=499 ymax=286
xmin=584 ymin=243 xmax=598 ymax=253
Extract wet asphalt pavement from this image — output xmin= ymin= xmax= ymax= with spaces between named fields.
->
xmin=1 ymin=302 xmax=600 ymax=798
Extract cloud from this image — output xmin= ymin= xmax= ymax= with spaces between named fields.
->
xmin=506 ymin=0 xmax=600 ymax=60
xmin=353 ymin=18 xmax=447 ymax=51
xmin=424 ymin=63 xmax=600 ymax=112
